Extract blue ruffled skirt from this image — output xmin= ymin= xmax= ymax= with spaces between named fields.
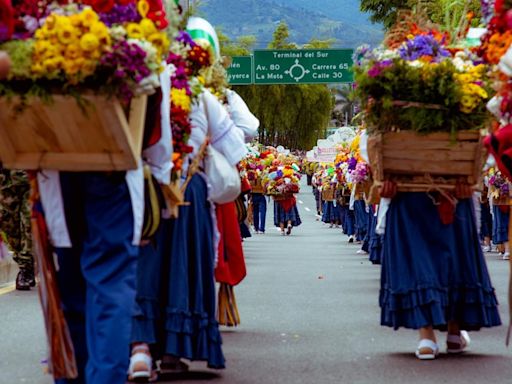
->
xmin=367 ymin=208 xmax=383 ymax=265
xmin=343 ymin=208 xmax=355 ymax=236
xmin=274 ymin=201 xmax=302 ymax=227
xmin=380 ymin=193 xmax=501 ymax=331
xmin=354 ymin=200 xmax=369 ymax=241
xmin=322 ymin=201 xmax=341 ymax=223
xmin=165 ymin=175 xmax=225 ymax=368
xmin=492 ymin=204 xmax=509 ymax=244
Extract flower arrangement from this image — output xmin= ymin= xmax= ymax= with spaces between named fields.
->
xmin=262 ymin=156 xmax=301 ymax=196
xmin=0 ymin=0 xmax=171 ymax=102
xmin=354 ymin=24 xmax=490 ymax=135
xmin=488 ymin=168 xmax=510 ymax=198
xmin=166 ymin=29 xmax=212 ymax=176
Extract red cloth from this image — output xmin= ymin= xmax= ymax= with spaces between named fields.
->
xmin=436 ymin=195 xmax=455 ymax=225
xmin=0 ymin=0 xmax=14 ymax=39
xmin=279 ymin=196 xmax=296 ymax=213
xmin=215 ymin=202 xmax=247 ymax=286
xmin=142 ymin=90 xmax=163 ymax=149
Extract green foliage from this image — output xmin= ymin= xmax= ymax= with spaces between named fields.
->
xmin=360 ymin=0 xmax=412 ymax=29
xmin=353 ymin=59 xmax=489 ymax=134
xmin=0 ymin=40 xmax=34 ymax=79
xmin=360 ymin=0 xmax=482 ymax=30
xmin=218 ymin=30 xmax=256 ymax=56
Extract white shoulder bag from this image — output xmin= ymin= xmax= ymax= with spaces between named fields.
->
xmin=204 ymin=143 xmax=241 ymax=204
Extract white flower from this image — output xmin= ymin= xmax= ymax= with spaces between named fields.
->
xmin=110 ymin=26 xmax=127 ymax=41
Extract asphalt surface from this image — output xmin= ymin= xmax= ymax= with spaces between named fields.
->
xmin=1 ymin=182 xmax=512 ymax=384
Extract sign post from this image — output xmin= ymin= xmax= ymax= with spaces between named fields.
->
xmin=253 ymin=49 xmax=354 ymax=85
xmin=226 ymin=56 xmax=253 ymax=85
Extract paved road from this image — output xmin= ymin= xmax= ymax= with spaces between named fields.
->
xmin=1 ymin=183 xmax=512 ymax=384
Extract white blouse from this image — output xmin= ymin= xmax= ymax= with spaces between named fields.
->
xmin=185 ymin=89 xmax=248 ymax=176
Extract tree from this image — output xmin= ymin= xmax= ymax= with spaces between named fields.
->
xmin=360 ymin=0 xmax=482 ymax=30
xmin=332 ymin=85 xmax=357 ymax=127
xmin=360 ymin=0 xmax=412 ymax=29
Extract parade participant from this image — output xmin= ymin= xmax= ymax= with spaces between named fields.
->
xmin=480 ymin=187 xmax=493 ymax=252
xmin=129 ymin=18 xmax=248 ymax=379
xmin=491 ymin=198 xmax=509 ymax=259
xmin=251 ymin=183 xmax=267 ymax=234
xmin=321 ymin=178 xmax=340 ymax=228
xmin=274 ymin=194 xmax=301 ymax=236
xmin=0 ymin=170 xmax=35 ymax=290
xmin=379 ymin=181 xmax=501 ymax=360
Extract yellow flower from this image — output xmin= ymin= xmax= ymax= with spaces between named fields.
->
xmin=80 ymin=33 xmax=100 ymax=52
xmin=126 ymin=23 xmax=144 ymax=39
xmin=148 ymin=32 xmax=169 ymax=55
xmin=31 ymin=63 xmax=45 ymax=77
xmin=64 ymin=60 xmax=81 ymax=76
xmin=80 ymin=7 xmax=100 ymax=27
xmin=43 ymin=45 xmax=61 ymax=60
xmin=44 ymin=15 xmax=57 ymax=31
xmin=43 ymin=57 xmax=63 ymax=74
xmin=171 ymin=88 xmax=191 ymax=112
xmin=57 ymin=24 xmax=77 ymax=45
xmin=81 ymin=60 xmax=97 ymax=76
xmin=83 ymin=49 xmax=101 ymax=60
xmin=90 ymin=22 xmax=111 ymax=46
xmin=34 ymin=40 xmax=51 ymax=57
xmin=140 ymin=18 xmax=157 ymax=37
xmin=65 ymin=44 xmax=81 ymax=60
xmin=69 ymin=14 xmax=82 ymax=28
xmin=137 ymin=0 xmax=150 ymax=18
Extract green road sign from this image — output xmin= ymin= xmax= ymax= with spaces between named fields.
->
xmin=253 ymin=49 xmax=354 ymax=85
xmin=227 ymin=56 xmax=253 ymax=85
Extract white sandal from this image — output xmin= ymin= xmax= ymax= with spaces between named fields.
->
xmin=447 ymin=330 xmax=471 ymax=354
xmin=128 ymin=345 xmax=153 ymax=382
xmin=415 ymin=339 xmax=439 ymax=360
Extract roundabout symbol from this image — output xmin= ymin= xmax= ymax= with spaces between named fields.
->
xmin=285 ymin=59 xmax=310 ymax=82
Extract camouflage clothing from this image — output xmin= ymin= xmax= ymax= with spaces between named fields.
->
xmin=0 ymin=170 xmax=33 ymax=272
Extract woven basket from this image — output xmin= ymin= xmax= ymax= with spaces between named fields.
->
xmin=0 ymin=95 xmax=147 ymax=171
xmin=367 ymin=130 xmax=485 ymax=193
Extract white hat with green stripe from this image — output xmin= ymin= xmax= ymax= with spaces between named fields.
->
xmin=186 ymin=17 xmax=220 ymax=60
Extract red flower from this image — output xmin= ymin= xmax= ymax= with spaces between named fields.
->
xmin=0 ymin=0 xmax=14 ymax=40
xmin=89 ymin=0 xmax=115 ymax=13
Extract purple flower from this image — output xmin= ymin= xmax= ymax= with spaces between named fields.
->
xmin=398 ymin=34 xmax=450 ymax=62
xmin=348 ymin=157 xmax=358 ymax=171
xmin=99 ymin=3 xmax=141 ymax=27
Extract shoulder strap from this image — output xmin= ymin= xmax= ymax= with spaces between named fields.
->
xmin=180 ymin=137 xmax=210 ymax=193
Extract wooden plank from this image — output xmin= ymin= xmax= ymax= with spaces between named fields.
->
xmin=8 ymin=153 xmax=136 ymax=171
xmin=381 ymin=130 xmax=480 ymax=143
xmin=128 ymin=96 xmax=147 ymax=158
xmin=383 ymin=148 xmax=476 ymax=161
xmin=383 ymin=158 xmax=473 ymax=176
xmin=0 ymin=95 xmax=143 ymax=171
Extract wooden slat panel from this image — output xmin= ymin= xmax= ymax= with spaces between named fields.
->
xmin=383 ymin=148 xmax=476 ymax=161
xmin=0 ymin=95 xmax=147 ymax=171
xmin=383 ymin=158 xmax=474 ymax=176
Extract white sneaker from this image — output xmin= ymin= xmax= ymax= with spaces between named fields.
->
xmin=503 ymin=252 xmax=510 ymax=260
xmin=356 ymin=249 xmax=369 ymax=255
xmin=483 ymin=245 xmax=492 ymax=253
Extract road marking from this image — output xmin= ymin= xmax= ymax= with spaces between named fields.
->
xmin=0 ymin=283 xmax=15 ymax=296
xmin=305 ymin=207 xmax=311 ymax=212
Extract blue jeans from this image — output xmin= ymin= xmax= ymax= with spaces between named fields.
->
xmin=252 ymin=193 xmax=267 ymax=233
xmin=55 ymin=172 xmax=138 ymax=384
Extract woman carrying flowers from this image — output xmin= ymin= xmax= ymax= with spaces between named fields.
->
xmin=355 ymin=23 xmax=502 ymax=360
xmin=129 ymin=16 xmax=248 ymax=380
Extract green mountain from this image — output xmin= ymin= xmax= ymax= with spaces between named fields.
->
xmin=197 ymin=0 xmax=383 ymax=49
